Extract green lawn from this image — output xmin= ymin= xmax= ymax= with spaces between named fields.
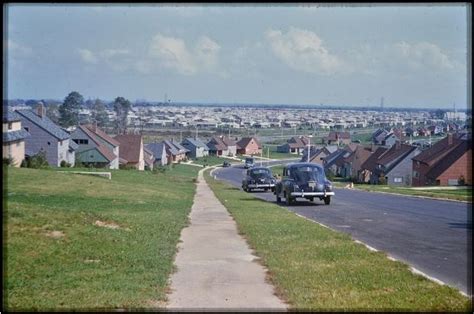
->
xmin=204 ymin=170 xmax=470 ymax=311
xmin=262 ymin=144 xmax=303 ymax=160
xmin=192 ymin=155 xmax=242 ymax=166
xmin=3 ymin=164 xmax=199 ymax=310
xmin=351 ymin=184 xmax=472 ymax=202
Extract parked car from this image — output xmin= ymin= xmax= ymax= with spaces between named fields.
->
xmin=244 ymin=157 xmax=255 ymax=169
xmin=274 ymin=162 xmax=334 ymax=205
xmin=223 ymin=160 xmax=231 ymax=167
xmin=242 ymin=167 xmax=276 ymax=192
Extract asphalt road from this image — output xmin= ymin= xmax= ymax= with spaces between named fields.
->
xmin=212 ymin=161 xmax=472 ymax=296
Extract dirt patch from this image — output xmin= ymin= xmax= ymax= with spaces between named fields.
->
xmin=94 ymin=220 xmax=130 ymax=231
xmin=84 ymin=259 xmax=101 ymax=263
xmin=45 ymin=230 xmax=65 ymax=239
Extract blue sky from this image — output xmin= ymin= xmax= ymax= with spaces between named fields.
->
xmin=4 ymin=4 xmax=469 ymax=108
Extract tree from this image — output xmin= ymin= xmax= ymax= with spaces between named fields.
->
xmin=432 ymin=109 xmax=446 ymax=120
xmin=113 ymin=96 xmax=131 ymax=134
xmin=46 ymin=102 xmax=60 ymax=124
xmin=90 ymin=98 xmax=109 ymax=128
xmin=59 ymin=91 xmax=84 ymax=127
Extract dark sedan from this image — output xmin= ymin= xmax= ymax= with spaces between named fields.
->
xmin=242 ymin=167 xmax=276 ymax=192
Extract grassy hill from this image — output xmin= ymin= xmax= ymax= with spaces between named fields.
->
xmin=3 ymin=165 xmax=199 ymax=310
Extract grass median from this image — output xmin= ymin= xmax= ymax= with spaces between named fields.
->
xmin=204 ymin=169 xmax=471 ymax=311
xmin=4 ymin=165 xmax=199 ymax=311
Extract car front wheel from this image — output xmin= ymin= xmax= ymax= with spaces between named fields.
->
xmin=324 ymin=196 xmax=331 ymax=205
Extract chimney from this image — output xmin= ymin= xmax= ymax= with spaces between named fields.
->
xmin=395 ymin=140 xmax=401 ymax=150
xmin=447 ymin=133 xmax=453 ymax=145
xmin=37 ymin=102 xmax=45 ymax=118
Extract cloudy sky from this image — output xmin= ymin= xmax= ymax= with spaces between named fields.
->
xmin=4 ymin=4 xmax=469 ymax=108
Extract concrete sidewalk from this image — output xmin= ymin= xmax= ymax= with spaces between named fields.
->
xmin=166 ymin=168 xmax=287 ymax=311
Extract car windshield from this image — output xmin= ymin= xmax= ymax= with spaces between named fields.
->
xmin=245 ymin=158 xmax=254 ymax=163
xmin=292 ymin=166 xmax=325 ymax=182
xmin=250 ymin=168 xmax=270 ymax=178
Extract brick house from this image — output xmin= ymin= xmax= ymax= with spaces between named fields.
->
xmin=339 ymin=144 xmax=373 ymax=181
xmin=324 ymin=131 xmax=351 ymax=145
xmin=412 ymin=133 xmax=472 ymax=186
xmin=276 ymin=136 xmax=309 ymax=154
xmin=236 ymin=137 xmax=262 ymax=155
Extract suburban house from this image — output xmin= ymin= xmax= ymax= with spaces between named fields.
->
xmin=302 ymin=145 xmax=338 ymax=165
xmin=359 ymin=146 xmax=389 ymax=183
xmin=236 ymin=137 xmax=262 ymax=155
xmin=163 ymin=139 xmax=188 ymax=163
xmin=323 ymin=148 xmax=351 ymax=176
xmin=181 ymin=137 xmax=209 ymax=159
xmin=372 ymin=128 xmax=391 ymax=145
xmin=114 ymin=134 xmax=145 ymax=170
xmin=143 ymin=147 xmax=155 ymax=170
xmin=221 ymin=136 xmax=237 ymax=156
xmin=207 ymin=136 xmax=230 ymax=156
xmin=427 ymin=125 xmax=444 ymax=136
xmin=338 ymin=144 xmax=373 ymax=180
xmin=276 ymin=136 xmax=309 ymax=154
xmin=370 ymin=142 xmax=421 ymax=186
xmin=323 ymin=131 xmax=351 ymax=146
xmin=70 ymin=124 xmax=120 ymax=169
xmin=145 ymin=142 xmax=168 ymax=166
xmin=412 ymin=133 xmax=472 ymax=186
xmin=15 ymin=105 xmax=76 ymax=167
xmin=3 ymin=110 xmax=30 ymax=167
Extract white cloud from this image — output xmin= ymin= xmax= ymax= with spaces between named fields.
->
xmin=148 ymin=33 xmax=222 ymax=76
xmin=392 ymin=41 xmax=457 ymax=71
xmin=264 ymin=27 xmax=344 ymax=75
xmin=77 ymin=48 xmax=98 ymax=64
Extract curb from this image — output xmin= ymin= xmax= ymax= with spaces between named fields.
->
xmin=343 ymin=188 xmax=471 ymax=204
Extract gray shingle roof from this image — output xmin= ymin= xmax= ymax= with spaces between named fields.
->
xmin=69 ymin=140 xmax=79 ymax=151
xmin=3 ymin=110 xmax=22 ymax=122
xmin=183 ymin=138 xmax=209 ymax=150
xmin=146 ymin=142 xmax=166 ymax=160
xmin=16 ymin=110 xmax=70 ymax=140
xmin=3 ymin=129 xmax=30 ymax=142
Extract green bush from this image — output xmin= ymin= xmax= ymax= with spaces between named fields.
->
xmin=119 ymin=164 xmax=136 ymax=170
xmin=60 ymin=160 xmax=71 ymax=168
xmin=3 ymin=157 xmax=13 ymax=166
xmin=24 ymin=151 xmax=49 ymax=169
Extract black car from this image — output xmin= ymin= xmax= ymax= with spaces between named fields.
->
xmin=244 ymin=157 xmax=255 ymax=169
xmin=274 ymin=162 xmax=334 ymax=205
xmin=223 ymin=161 xmax=231 ymax=167
xmin=242 ymin=167 xmax=276 ymax=192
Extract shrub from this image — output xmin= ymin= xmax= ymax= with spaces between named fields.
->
xmin=119 ymin=164 xmax=136 ymax=170
xmin=60 ymin=160 xmax=71 ymax=168
xmin=3 ymin=157 xmax=13 ymax=166
xmin=74 ymin=156 xmax=84 ymax=168
xmin=25 ymin=151 xmax=49 ymax=169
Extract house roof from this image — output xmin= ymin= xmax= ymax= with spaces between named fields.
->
xmin=183 ymin=138 xmax=209 ymax=150
xmin=146 ymin=142 xmax=166 ymax=159
xmin=80 ymin=145 xmax=117 ymax=163
xmin=221 ymin=136 xmax=236 ymax=146
xmin=323 ymin=149 xmax=347 ymax=168
xmin=288 ymin=136 xmax=309 ymax=148
xmin=69 ymin=140 xmax=79 ymax=151
xmin=114 ymin=134 xmax=143 ymax=163
xmin=83 ymin=124 xmax=120 ymax=147
xmin=236 ymin=137 xmax=261 ymax=149
xmin=207 ymin=137 xmax=228 ymax=151
xmin=412 ymin=134 xmax=464 ymax=166
xmin=426 ymin=140 xmax=471 ymax=180
xmin=360 ymin=147 xmax=388 ymax=172
xmin=3 ymin=129 xmax=30 ymax=142
xmin=327 ymin=131 xmax=350 ymax=141
xmin=3 ymin=110 xmax=22 ymax=122
xmin=376 ymin=143 xmax=416 ymax=167
xmin=16 ymin=109 xmax=71 ymax=140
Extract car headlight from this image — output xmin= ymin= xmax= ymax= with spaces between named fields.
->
xmin=293 ymin=184 xmax=299 ymax=191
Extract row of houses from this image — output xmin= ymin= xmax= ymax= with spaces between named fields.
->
xmin=3 ymin=104 xmax=264 ymax=170
xmin=299 ymin=133 xmax=471 ymax=187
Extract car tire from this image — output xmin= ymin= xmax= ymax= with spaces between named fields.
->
xmin=276 ymin=194 xmax=281 ymax=203
xmin=324 ymin=196 xmax=331 ymax=205
xmin=285 ymin=192 xmax=293 ymax=206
